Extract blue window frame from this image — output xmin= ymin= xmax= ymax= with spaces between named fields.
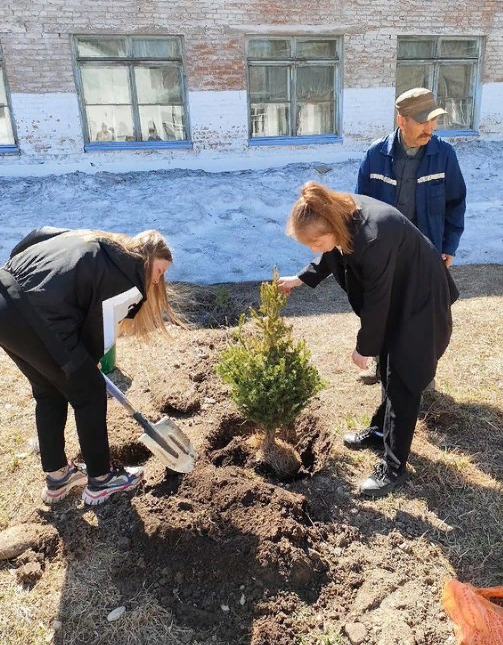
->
xmin=247 ymin=37 xmax=342 ymax=145
xmin=0 ymin=43 xmax=18 ymax=153
xmin=73 ymin=35 xmax=192 ymax=150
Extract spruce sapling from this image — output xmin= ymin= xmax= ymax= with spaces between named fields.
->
xmin=216 ymin=270 xmax=326 ymax=478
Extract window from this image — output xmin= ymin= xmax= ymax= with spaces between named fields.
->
xmin=247 ymin=37 xmax=342 ymax=143
xmin=74 ymin=35 xmax=190 ymax=147
xmin=396 ymin=37 xmax=482 ymax=132
xmin=0 ymin=43 xmax=17 ymax=150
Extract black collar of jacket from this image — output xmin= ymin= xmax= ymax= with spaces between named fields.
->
xmin=98 ymin=237 xmax=148 ymax=319
xmin=96 ymin=237 xmax=147 ymax=306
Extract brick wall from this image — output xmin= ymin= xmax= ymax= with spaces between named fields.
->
xmin=0 ymin=0 xmax=502 ymax=170
xmin=2 ymin=0 xmax=503 ymax=93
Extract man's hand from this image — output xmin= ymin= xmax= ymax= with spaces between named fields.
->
xmin=352 ymin=349 xmax=368 ymax=370
xmin=278 ymin=276 xmax=303 ymax=295
xmin=441 ymin=253 xmax=454 ymax=268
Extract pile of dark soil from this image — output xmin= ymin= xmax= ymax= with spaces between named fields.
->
xmin=54 ymin=329 xmax=454 ymax=644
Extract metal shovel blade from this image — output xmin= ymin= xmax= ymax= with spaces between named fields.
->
xmin=137 ymin=414 xmax=198 ymax=474
xmin=103 ymin=373 xmax=197 ymax=473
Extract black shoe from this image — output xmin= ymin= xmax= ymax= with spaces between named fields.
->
xmin=343 ymin=426 xmax=384 ymax=451
xmin=360 ymin=461 xmax=408 ymax=498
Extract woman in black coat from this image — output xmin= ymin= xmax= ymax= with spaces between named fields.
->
xmin=0 ymin=227 xmax=180 ymax=505
xmin=279 ymin=181 xmax=458 ymax=497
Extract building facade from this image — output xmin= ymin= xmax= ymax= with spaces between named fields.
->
xmin=0 ymin=0 xmax=502 ymax=173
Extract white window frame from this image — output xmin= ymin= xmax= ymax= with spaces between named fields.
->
xmin=246 ymin=36 xmax=343 ymax=146
xmin=72 ymin=35 xmax=192 ymax=150
xmin=396 ymin=36 xmax=483 ymax=136
xmin=0 ymin=42 xmax=19 ymax=153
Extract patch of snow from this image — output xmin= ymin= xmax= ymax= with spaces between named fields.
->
xmin=0 ymin=140 xmax=501 ymax=284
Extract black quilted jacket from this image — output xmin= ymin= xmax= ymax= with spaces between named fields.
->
xmin=0 ymin=227 xmax=146 ymax=376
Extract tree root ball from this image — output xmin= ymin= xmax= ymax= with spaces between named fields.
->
xmin=258 ymin=436 xmax=302 ymax=480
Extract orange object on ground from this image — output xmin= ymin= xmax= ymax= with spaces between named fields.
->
xmin=444 ymin=579 xmax=503 ymax=644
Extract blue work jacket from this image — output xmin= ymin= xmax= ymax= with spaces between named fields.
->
xmin=356 ymin=129 xmax=466 ymax=256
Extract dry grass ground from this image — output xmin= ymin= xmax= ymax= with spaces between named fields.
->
xmin=0 ymin=264 xmax=502 ymax=644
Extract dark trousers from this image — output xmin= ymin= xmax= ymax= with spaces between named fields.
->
xmin=0 ymin=290 xmax=110 ymax=477
xmin=370 ymin=350 xmax=422 ymax=473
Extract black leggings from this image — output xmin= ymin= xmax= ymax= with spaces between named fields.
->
xmin=0 ymin=291 xmax=110 ymax=477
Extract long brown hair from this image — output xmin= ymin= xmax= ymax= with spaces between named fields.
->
xmin=74 ymin=228 xmax=184 ymax=338
xmin=286 ymin=181 xmax=357 ymax=253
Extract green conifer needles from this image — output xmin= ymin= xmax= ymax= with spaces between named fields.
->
xmin=216 ymin=273 xmax=326 ymax=434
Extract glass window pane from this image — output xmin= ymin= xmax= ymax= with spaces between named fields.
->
xmin=77 ymin=38 xmax=127 ymax=58
xmin=86 ymin=105 xmax=134 ymax=142
xmin=398 ymin=39 xmax=435 ymax=59
xmin=296 ymin=66 xmax=334 ymax=101
xmin=396 ymin=63 xmax=432 ymax=98
xmin=249 ymin=66 xmax=289 ymax=101
xmin=250 ymin=103 xmax=290 ymax=137
xmin=248 ymin=39 xmax=290 ymax=58
xmin=139 ymin=105 xmax=186 ymax=141
xmin=81 ymin=66 xmax=131 ymax=104
xmin=0 ymin=106 xmax=15 ymax=145
xmin=436 ymin=64 xmax=474 ymax=129
xmin=134 ymin=67 xmax=182 ymax=104
xmin=440 ymin=39 xmax=479 ymax=58
xmin=297 ymin=40 xmax=338 ymax=58
xmin=297 ymin=102 xmax=334 ymax=135
xmin=132 ymin=38 xmax=181 ymax=58
xmin=438 ymin=64 xmax=473 ymax=98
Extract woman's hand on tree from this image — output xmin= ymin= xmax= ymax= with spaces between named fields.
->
xmin=278 ymin=276 xmax=302 ymax=295
xmin=352 ymin=349 xmax=368 ymax=370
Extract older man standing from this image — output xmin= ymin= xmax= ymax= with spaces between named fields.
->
xmin=357 ymin=87 xmax=466 ymax=263
xmin=352 ymin=87 xmax=466 ymax=387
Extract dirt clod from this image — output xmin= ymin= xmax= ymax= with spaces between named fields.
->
xmin=344 ymin=621 xmax=367 ymax=644
xmin=16 ymin=560 xmax=43 ymax=586
xmin=0 ymin=523 xmax=59 ymax=560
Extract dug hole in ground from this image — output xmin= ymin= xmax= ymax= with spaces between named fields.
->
xmin=0 ymin=264 xmax=502 ymax=645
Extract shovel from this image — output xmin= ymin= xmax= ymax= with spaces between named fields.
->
xmin=103 ymin=374 xmax=197 ymax=473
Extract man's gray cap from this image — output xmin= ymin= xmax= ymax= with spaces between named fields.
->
xmin=396 ymin=87 xmax=447 ymax=122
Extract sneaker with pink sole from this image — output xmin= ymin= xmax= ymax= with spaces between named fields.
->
xmin=82 ymin=464 xmax=144 ymax=505
xmin=42 ymin=462 xmax=87 ymax=505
